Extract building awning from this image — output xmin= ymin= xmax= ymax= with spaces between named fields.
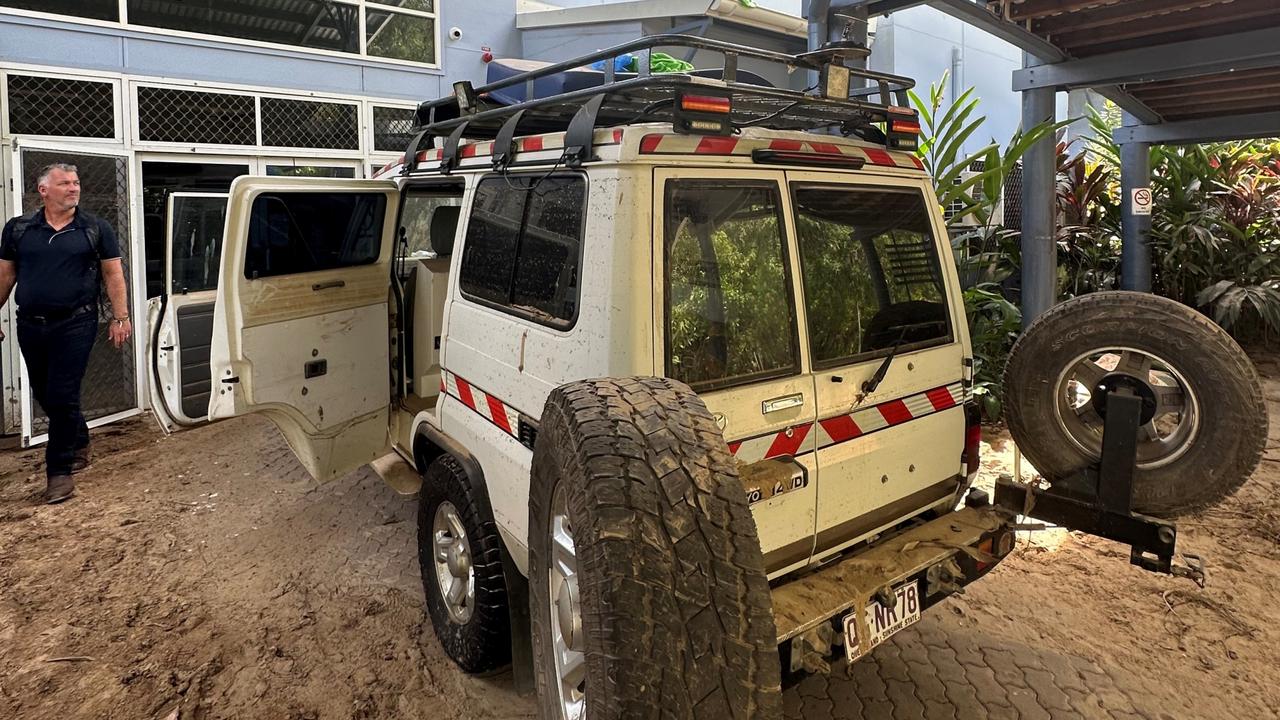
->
xmin=994 ymin=0 xmax=1280 ymax=126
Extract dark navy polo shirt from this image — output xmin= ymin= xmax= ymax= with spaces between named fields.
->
xmin=0 ymin=208 xmax=122 ymax=313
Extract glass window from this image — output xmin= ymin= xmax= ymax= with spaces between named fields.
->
xmin=665 ymin=181 xmax=798 ymax=391
xmin=372 ymin=106 xmax=418 ymax=152
xmin=1 ymin=0 xmax=117 ymax=20
xmin=170 ymin=195 xmax=228 ymax=294
xmin=136 ymin=87 xmax=257 ymax=145
xmin=126 ymin=0 xmax=360 ymax=53
xmin=459 ymin=175 xmax=585 ymax=327
xmin=365 ymin=8 xmax=436 ymax=63
xmin=5 ymin=75 xmax=115 ymax=139
xmin=398 ymin=186 xmax=463 ymax=256
xmin=245 ymin=192 xmax=385 ymax=279
xmin=265 ymin=166 xmax=357 ymax=179
xmin=793 ymin=185 xmax=952 ymax=367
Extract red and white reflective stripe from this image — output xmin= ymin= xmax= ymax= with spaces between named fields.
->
xmin=729 ymin=382 xmax=966 ymax=464
xmin=441 ymin=370 xmax=521 ymax=439
xmin=407 ymin=128 xmax=624 ymax=169
xmin=638 ymin=133 xmax=924 ymax=171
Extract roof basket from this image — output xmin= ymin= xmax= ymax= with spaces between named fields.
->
xmin=403 ymin=34 xmax=919 ymax=172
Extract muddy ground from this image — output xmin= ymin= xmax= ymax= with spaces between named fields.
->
xmin=1 ymin=358 xmax=1277 ymax=720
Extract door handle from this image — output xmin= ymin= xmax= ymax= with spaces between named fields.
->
xmin=762 ymin=393 xmax=804 ymax=414
xmin=312 ymin=280 xmax=345 ymax=291
xmin=304 ymin=359 xmax=327 ymax=379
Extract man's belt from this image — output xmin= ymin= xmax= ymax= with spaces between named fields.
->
xmin=17 ymin=304 xmax=95 ymax=324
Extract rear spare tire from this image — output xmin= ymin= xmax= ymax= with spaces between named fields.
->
xmin=528 ymin=377 xmax=782 ymax=720
xmin=1004 ymin=291 xmax=1267 ymax=517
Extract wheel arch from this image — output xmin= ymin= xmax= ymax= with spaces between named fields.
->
xmin=412 ymin=421 xmax=535 ymax=693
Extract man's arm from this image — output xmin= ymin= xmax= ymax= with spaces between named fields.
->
xmin=102 ymin=258 xmax=132 ymax=349
xmin=0 ymin=259 xmax=15 ymax=341
xmin=0 ymin=259 xmax=15 ymax=309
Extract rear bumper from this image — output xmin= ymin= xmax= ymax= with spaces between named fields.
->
xmin=770 ymin=505 xmax=1014 ymax=653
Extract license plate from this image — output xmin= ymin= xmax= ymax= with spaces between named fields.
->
xmin=843 ymin=581 xmax=921 ymax=662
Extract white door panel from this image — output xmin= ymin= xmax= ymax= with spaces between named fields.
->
xmin=209 ymin=176 xmax=398 ymax=481
xmin=148 ymin=192 xmax=227 ymax=429
xmin=653 ymin=167 xmax=818 ymax=576
xmin=783 ymin=171 xmax=969 ymax=560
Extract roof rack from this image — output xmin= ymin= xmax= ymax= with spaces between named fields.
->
xmin=403 ymin=34 xmax=920 ymax=173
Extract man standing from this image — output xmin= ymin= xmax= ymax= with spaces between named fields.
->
xmin=0 ymin=163 xmax=132 ymax=503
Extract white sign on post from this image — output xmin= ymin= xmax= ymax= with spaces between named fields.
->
xmin=1131 ymin=187 xmax=1153 ymax=216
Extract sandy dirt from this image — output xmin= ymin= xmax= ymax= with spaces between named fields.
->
xmin=1 ymin=360 xmax=1276 ymax=719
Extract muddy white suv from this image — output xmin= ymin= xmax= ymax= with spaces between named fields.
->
xmin=147 ymin=36 xmax=1265 ymax=720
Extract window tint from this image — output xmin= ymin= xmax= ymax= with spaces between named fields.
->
xmin=2 ymin=1 xmax=117 ymax=20
xmin=793 ymin=186 xmax=951 ymax=367
xmin=170 ymin=195 xmax=228 ymax=294
xmin=245 ymin=192 xmax=385 ymax=278
xmin=665 ymin=181 xmax=798 ymax=391
xmin=459 ymin=175 xmax=585 ymax=327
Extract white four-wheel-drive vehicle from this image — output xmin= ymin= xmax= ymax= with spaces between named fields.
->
xmin=147 ymin=36 xmax=1266 ymax=720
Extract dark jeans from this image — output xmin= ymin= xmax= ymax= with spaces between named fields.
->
xmin=17 ymin=310 xmax=96 ymax=478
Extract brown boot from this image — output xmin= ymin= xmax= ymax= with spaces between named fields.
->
xmin=71 ymin=445 xmax=92 ymax=474
xmin=44 ymin=475 xmax=75 ymax=504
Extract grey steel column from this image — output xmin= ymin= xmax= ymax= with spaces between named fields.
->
xmin=1020 ymin=54 xmax=1056 ymax=328
xmin=1119 ymin=112 xmax=1153 ymax=291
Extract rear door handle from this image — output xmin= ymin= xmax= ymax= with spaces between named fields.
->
xmin=762 ymin=393 xmax=804 ymax=414
xmin=312 ymin=280 xmax=345 ymax=291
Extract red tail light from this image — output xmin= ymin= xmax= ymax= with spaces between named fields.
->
xmin=889 ymin=119 xmax=921 ymax=135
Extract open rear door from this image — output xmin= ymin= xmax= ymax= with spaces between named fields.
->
xmin=208 ymin=177 xmax=399 ymax=481
xmin=148 ymin=192 xmax=228 ymax=431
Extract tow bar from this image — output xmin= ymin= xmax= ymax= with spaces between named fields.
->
xmin=994 ymin=387 xmax=1206 ymax=586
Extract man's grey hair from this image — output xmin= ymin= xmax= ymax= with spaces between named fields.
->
xmin=36 ymin=163 xmax=79 ymax=189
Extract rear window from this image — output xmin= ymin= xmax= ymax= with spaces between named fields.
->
xmin=244 ymin=192 xmax=384 ymax=278
xmin=458 ymin=174 xmax=585 ymax=328
xmin=793 ymin=185 xmax=951 ymax=367
xmin=664 ymin=180 xmax=799 ymax=391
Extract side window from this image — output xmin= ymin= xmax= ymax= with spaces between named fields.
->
xmin=664 ymin=180 xmax=799 ymax=391
xmin=170 ymin=195 xmax=227 ymax=293
xmin=398 ymin=186 xmax=464 ymax=257
xmin=458 ymin=174 xmax=585 ymax=328
xmin=793 ymin=185 xmax=951 ymax=368
xmin=245 ymin=192 xmax=385 ymax=279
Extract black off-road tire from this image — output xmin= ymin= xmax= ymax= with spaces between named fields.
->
xmin=528 ymin=377 xmax=782 ymax=720
xmin=418 ymin=454 xmax=512 ymax=673
xmin=1004 ymin=291 xmax=1267 ymax=517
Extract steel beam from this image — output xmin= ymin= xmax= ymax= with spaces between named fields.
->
xmin=1113 ymin=110 xmax=1280 ymax=145
xmin=932 ymin=0 xmax=1066 ymax=62
xmin=1092 ymin=87 xmax=1162 ymax=125
xmin=1119 ymin=113 xmax=1152 ymax=292
xmin=1020 ymin=54 xmax=1057 ymax=328
xmin=929 ymin=0 xmax=1162 ymax=123
xmin=1012 ymin=27 xmax=1280 ymax=91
